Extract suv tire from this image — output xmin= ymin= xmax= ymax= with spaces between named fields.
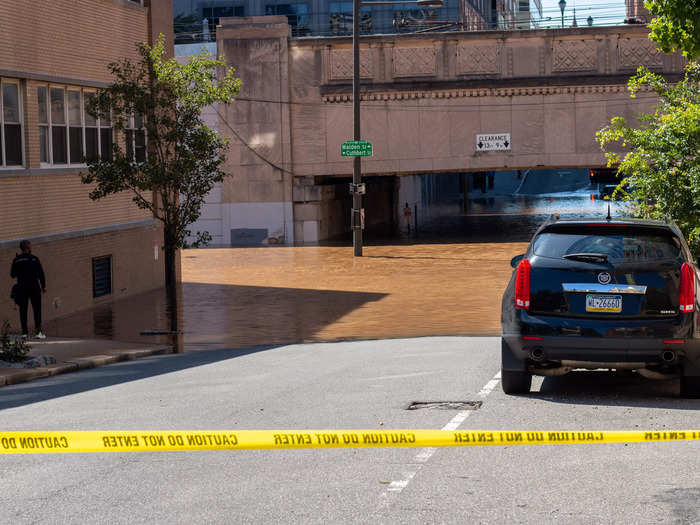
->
xmin=501 ymin=369 xmax=532 ymax=395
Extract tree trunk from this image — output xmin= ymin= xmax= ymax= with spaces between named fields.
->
xmin=163 ymin=230 xmax=182 ymax=352
xmin=164 ymin=244 xmax=177 ymax=292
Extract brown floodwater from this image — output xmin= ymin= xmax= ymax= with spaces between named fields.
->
xmin=45 ymin=178 xmax=619 ymax=350
xmin=46 ymin=242 xmax=527 ymax=350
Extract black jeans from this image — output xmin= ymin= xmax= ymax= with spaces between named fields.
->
xmin=16 ymin=289 xmax=41 ymax=335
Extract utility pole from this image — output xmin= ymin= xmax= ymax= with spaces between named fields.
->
xmin=352 ymin=0 xmax=363 ymax=256
xmin=348 ymin=0 xmax=442 ymax=257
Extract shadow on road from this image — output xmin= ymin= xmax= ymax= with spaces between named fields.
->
xmin=0 ymin=344 xmax=281 ymax=411
xmin=653 ymin=487 xmax=700 ymax=524
xmin=535 ymin=371 xmax=700 ymax=409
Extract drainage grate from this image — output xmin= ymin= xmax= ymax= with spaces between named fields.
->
xmin=406 ymin=401 xmax=482 ymax=411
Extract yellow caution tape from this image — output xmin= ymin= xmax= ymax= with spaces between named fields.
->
xmin=1 ymin=430 xmax=699 ymax=453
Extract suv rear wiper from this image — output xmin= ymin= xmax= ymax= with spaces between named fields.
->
xmin=562 ymin=253 xmax=609 ymax=263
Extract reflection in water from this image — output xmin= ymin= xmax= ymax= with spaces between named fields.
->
xmin=92 ymin=306 xmax=114 ymax=338
xmin=467 ymin=192 xmax=624 ymax=217
xmin=46 ymin=288 xmax=173 ymax=346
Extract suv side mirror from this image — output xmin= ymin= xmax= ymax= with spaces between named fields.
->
xmin=510 ymin=254 xmax=525 ymax=268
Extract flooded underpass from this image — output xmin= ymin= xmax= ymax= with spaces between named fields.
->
xmin=45 ymin=169 xmax=624 ymax=350
xmin=400 ymin=168 xmax=624 ymax=243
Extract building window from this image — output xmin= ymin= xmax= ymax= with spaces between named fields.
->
xmin=265 ymin=4 xmax=309 ymax=35
xmin=125 ymin=113 xmax=147 ymax=162
xmin=92 ymin=256 xmax=112 ymax=298
xmin=202 ymin=6 xmax=244 ymax=37
xmin=329 ymin=2 xmax=372 ymax=34
xmin=0 ymin=80 xmax=24 ymax=167
xmin=393 ymin=5 xmax=442 ymax=31
xmin=38 ymin=86 xmax=112 ymax=166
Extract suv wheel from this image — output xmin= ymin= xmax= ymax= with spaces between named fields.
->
xmin=501 ymin=369 xmax=532 ymax=395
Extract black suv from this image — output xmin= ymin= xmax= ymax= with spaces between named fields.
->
xmin=501 ymin=216 xmax=700 ymax=397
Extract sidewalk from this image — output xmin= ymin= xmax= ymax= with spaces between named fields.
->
xmin=0 ymin=337 xmax=173 ymax=387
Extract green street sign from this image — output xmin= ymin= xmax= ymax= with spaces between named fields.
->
xmin=341 ymin=140 xmax=373 ymax=157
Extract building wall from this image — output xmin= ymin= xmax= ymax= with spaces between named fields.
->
xmin=0 ymin=221 xmax=163 ymax=329
xmin=0 ymin=1 xmax=148 ymax=83
xmin=286 ymin=25 xmax=682 ymax=179
xmin=625 ymin=0 xmax=651 ymax=23
xmin=0 ymin=174 xmax=151 ymax=240
xmin=0 ymin=0 xmax=172 ymax=328
xmin=148 ymin=0 xmax=176 ymax=55
xmin=216 ymin=17 xmax=295 ymax=245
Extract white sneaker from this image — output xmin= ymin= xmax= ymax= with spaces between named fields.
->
xmin=35 ymin=332 xmax=46 ymax=339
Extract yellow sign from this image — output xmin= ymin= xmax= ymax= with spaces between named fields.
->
xmin=0 ymin=430 xmax=699 ymax=454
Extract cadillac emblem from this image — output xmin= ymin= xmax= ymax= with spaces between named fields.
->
xmin=597 ymin=272 xmax=612 ymax=285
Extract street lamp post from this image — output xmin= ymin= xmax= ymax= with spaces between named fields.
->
xmin=558 ymin=0 xmax=566 ymax=28
xmin=350 ymin=0 xmax=443 ymax=256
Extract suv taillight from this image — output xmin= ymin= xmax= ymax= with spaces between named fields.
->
xmin=680 ymin=262 xmax=695 ymax=312
xmin=515 ymin=259 xmax=531 ymax=310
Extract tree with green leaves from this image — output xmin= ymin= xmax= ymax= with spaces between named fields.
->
xmin=83 ymin=36 xmax=241 ymax=292
xmin=646 ymin=0 xmax=700 ymax=60
xmin=597 ymin=63 xmax=700 ymax=252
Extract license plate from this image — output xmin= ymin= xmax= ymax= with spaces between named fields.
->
xmin=586 ymin=294 xmax=622 ymax=313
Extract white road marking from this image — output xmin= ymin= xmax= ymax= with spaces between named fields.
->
xmin=384 ymin=371 xmax=501 ymax=495
xmin=363 ymin=371 xmax=435 ymax=381
xmin=477 ymin=371 xmax=501 ymax=398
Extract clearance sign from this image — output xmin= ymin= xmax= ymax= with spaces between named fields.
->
xmin=1 ymin=430 xmax=699 ymax=454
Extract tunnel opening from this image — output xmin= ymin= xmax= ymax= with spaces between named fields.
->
xmin=317 ymin=175 xmax=398 ymax=242
xmin=319 ymin=168 xmax=626 ymax=245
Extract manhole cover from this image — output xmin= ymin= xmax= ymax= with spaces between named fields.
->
xmin=406 ymin=401 xmax=482 ymax=411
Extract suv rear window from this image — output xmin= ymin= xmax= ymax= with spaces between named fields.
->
xmin=533 ymin=228 xmax=683 ymax=262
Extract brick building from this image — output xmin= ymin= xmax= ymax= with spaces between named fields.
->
xmin=625 ymin=0 xmax=651 ymax=23
xmin=0 ymin=0 xmax=173 ymax=331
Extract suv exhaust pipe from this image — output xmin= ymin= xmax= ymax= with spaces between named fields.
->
xmin=661 ymin=350 xmax=677 ymax=364
xmin=529 ymin=347 xmax=545 ymax=362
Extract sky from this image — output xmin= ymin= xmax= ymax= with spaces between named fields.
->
xmin=537 ymin=0 xmax=627 ymax=27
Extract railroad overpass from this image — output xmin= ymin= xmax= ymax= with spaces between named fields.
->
xmin=207 ymin=17 xmax=684 ymax=244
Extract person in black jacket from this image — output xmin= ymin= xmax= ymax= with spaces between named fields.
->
xmin=10 ymin=240 xmax=46 ymax=338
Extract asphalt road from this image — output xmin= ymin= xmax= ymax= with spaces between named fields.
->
xmin=1 ymin=337 xmax=699 ymax=524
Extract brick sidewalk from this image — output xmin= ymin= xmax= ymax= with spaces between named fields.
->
xmin=0 ymin=338 xmax=172 ymax=386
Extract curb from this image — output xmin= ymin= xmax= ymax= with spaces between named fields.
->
xmin=0 ymin=345 xmax=174 ymax=387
